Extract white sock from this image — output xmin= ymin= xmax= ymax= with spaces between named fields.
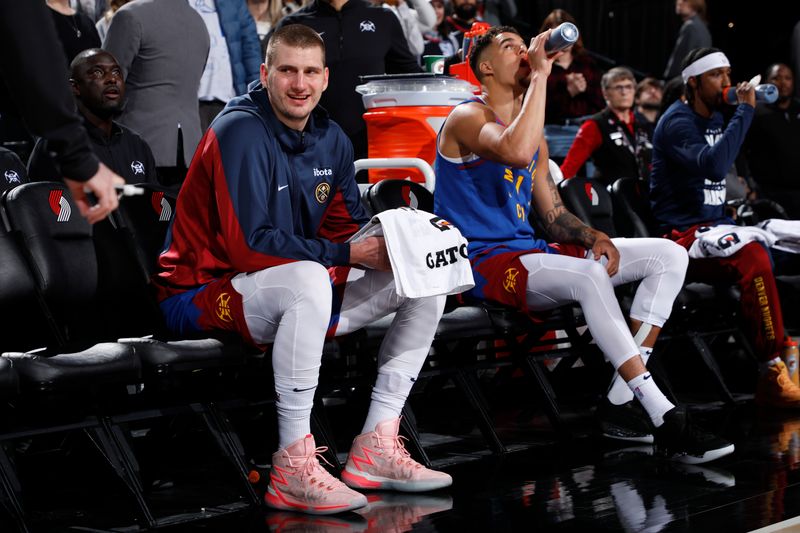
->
xmin=275 ymin=377 xmax=317 ymax=449
xmin=628 ymin=372 xmax=674 ymax=427
xmin=361 ymin=370 xmax=416 ymax=434
xmin=607 ymin=347 xmax=653 ymax=405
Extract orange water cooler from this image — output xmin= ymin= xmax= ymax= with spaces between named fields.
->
xmin=356 ymin=75 xmax=478 ymax=184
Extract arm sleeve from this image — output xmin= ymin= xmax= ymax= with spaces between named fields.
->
xmin=560 ymin=120 xmax=602 ymax=179
xmin=239 ymin=1 xmax=263 ymax=84
xmin=211 ymin=116 xmax=350 ymax=270
xmin=661 ymin=105 xmax=754 ymax=181
xmin=0 ymin=0 xmax=99 ymax=182
xmin=102 ymin=8 xmax=142 ymax=80
xmin=385 ymin=12 xmax=424 ymax=74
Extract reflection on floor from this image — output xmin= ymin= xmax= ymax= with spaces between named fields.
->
xmin=6 ymin=401 xmax=800 ymax=532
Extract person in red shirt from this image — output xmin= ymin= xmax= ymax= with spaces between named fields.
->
xmin=560 ymin=66 xmax=653 ymax=186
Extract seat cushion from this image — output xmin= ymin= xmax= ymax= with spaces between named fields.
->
xmin=0 ymin=357 xmax=19 ymax=396
xmin=2 ymin=343 xmax=140 ymax=389
xmin=118 ymin=337 xmax=247 ymax=370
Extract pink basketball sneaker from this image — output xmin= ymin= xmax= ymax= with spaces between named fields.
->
xmin=266 ymin=434 xmax=367 ymax=515
xmin=342 ymin=418 xmax=452 ymax=492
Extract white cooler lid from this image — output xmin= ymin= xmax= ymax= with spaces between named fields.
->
xmin=356 ymin=76 xmax=477 ymax=109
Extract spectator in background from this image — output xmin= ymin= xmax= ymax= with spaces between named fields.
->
xmin=480 ymin=0 xmax=516 ymax=27
xmin=560 ymin=67 xmax=653 ymax=185
xmin=75 ymin=0 xmax=108 ymax=22
xmin=660 ymin=75 xmax=685 ymax=115
xmin=46 ymin=0 xmax=102 ymax=63
xmin=423 ymin=0 xmax=461 ymax=58
xmin=275 ymin=0 xmax=421 ymax=162
xmin=29 ymin=49 xmax=158 ymax=186
xmin=743 ymin=63 xmax=800 ymax=217
xmin=247 ymin=0 xmax=285 ymax=57
xmin=375 ymin=0 xmax=436 ymax=61
xmin=104 ymin=0 xmax=210 ymax=187
xmin=447 ymin=0 xmax=478 ymax=39
xmin=634 ymin=77 xmax=664 ymax=135
xmin=663 ymin=0 xmax=711 ymax=80
xmin=540 ymin=9 xmax=604 ymax=126
xmin=190 ymin=0 xmax=263 ymax=131
xmin=96 ymin=0 xmax=133 ymax=42
xmin=1 ymin=0 xmax=120 ymax=223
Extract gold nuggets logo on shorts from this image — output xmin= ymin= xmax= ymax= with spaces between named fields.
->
xmin=216 ymin=292 xmax=233 ymax=323
xmin=503 ymin=268 xmax=519 ymax=294
xmin=315 ymin=182 xmax=331 ymax=204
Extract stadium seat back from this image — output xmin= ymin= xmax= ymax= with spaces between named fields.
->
xmin=2 ymin=182 xmax=97 ymax=307
xmin=116 ymin=185 xmax=177 ymax=277
xmin=368 ymin=179 xmax=434 ymax=214
xmin=558 ymin=177 xmax=617 ymax=237
xmin=610 ymin=177 xmax=658 ymax=238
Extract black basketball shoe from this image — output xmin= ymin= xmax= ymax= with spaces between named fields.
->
xmin=653 ymin=406 xmax=734 ymax=464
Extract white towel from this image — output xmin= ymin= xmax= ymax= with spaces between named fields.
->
xmin=757 ymin=219 xmax=800 ymax=254
xmin=688 ymin=224 xmax=777 ymax=259
xmin=348 ymin=207 xmax=475 ymax=298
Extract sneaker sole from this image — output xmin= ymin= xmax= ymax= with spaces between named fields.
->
xmin=265 ymin=486 xmax=367 ymax=515
xmin=342 ymin=468 xmax=452 ymax=492
xmin=663 ymin=443 xmax=735 ymax=465
xmin=601 ymin=429 xmax=655 ymax=444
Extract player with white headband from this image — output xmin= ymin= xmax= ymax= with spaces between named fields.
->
xmin=651 ymin=47 xmax=800 ymax=408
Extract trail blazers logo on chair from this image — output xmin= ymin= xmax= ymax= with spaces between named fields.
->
xmin=216 ymin=292 xmax=233 ymax=323
xmin=48 ymin=189 xmax=71 ymax=222
xmin=584 ymin=183 xmax=599 ymax=206
xmin=150 ymin=191 xmax=172 ymax=222
xmin=503 ymin=267 xmax=519 ymax=294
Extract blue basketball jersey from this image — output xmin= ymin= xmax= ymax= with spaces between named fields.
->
xmin=433 ymin=98 xmax=551 ymax=263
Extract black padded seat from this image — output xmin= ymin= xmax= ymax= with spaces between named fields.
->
xmin=0 ymin=358 xmax=19 ymax=396
xmin=362 ymin=305 xmax=503 ymax=341
xmin=2 ymin=343 xmax=140 ymax=390
xmin=118 ymin=337 xmax=248 ymax=371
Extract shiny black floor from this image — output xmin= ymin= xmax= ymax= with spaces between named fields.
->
xmin=7 ymin=399 xmax=800 ymax=532
xmin=6 ymin=335 xmax=800 ymax=532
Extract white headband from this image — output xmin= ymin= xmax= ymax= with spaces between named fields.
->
xmin=681 ymin=52 xmax=730 ymax=83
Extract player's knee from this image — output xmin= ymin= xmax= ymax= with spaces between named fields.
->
xmin=289 ymin=261 xmax=332 ymax=305
xmin=662 ymin=240 xmax=689 ymax=276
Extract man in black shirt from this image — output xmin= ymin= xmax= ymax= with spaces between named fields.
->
xmin=275 ymin=0 xmax=421 ymax=161
xmin=0 ymin=0 xmax=119 ymax=223
xmin=29 ymin=49 xmax=158 ymax=186
xmin=743 ymin=63 xmax=800 ymax=217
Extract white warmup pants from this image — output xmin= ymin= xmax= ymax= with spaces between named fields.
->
xmin=230 ymin=261 xmax=446 ymax=448
xmin=520 ymin=238 xmax=688 ymax=369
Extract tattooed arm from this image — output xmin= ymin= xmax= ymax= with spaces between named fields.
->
xmin=531 ymin=141 xmax=620 ymax=275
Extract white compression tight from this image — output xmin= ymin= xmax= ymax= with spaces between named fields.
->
xmin=520 ymin=238 xmax=688 ymax=370
xmin=231 ymin=261 xmax=445 ymax=449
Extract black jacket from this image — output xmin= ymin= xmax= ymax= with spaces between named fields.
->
xmin=29 ymin=119 xmax=158 ymax=185
xmin=276 ymin=0 xmax=421 ymax=157
xmin=0 ymin=0 xmax=99 ymax=182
